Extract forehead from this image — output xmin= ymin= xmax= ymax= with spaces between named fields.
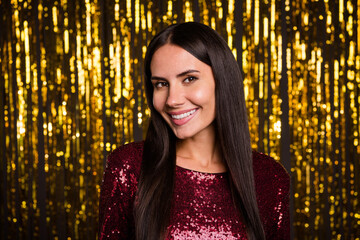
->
xmin=150 ymin=44 xmax=209 ymax=76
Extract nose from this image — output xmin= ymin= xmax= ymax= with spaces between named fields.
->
xmin=166 ymin=85 xmax=185 ymax=108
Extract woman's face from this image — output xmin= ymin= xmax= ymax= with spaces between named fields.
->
xmin=150 ymin=44 xmax=216 ymax=140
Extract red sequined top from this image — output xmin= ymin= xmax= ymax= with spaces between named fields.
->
xmin=99 ymin=141 xmax=290 ymax=239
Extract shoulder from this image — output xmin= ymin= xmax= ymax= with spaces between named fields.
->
xmin=99 ymin=141 xmax=144 ymax=239
xmin=252 ymin=151 xmax=290 ymax=238
xmin=105 ymin=141 xmax=144 ymax=178
xmin=252 ymin=151 xmax=290 ymax=195
xmin=252 ymin=151 xmax=289 ymax=182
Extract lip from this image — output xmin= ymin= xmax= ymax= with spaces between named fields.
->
xmin=167 ymin=108 xmax=198 ymax=126
xmin=167 ymin=108 xmax=198 ymax=115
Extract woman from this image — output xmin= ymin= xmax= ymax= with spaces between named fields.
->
xmin=99 ymin=22 xmax=289 ymax=240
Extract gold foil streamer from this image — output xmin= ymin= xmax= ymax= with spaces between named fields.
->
xmin=1 ymin=0 xmax=359 ymax=239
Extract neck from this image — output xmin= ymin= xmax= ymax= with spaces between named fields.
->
xmin=175 ymin=125 xmax=226 ymax=173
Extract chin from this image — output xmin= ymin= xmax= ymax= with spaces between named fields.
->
xmin=173 ymin=133 xmax=188 ymax=140
xmin=172 ymin=130 xmax=193 ymax=140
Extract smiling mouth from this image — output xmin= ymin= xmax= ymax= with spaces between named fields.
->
xmin=170 ymin=109 xmax=197 ymax=120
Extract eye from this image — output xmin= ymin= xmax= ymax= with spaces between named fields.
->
xmin=183 ymin=76 xmax=197 ymax=83
xmin=153 ymin=81 xmax=168 ymax=89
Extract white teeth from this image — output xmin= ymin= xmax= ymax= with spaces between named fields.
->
xmin=171 ymin=109 xmax=196 ymax=120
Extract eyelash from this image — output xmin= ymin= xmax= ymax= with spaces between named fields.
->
xmin=153 ymin=82 xmax=168 ymax=88
xmin=153 ymin=76 xmax=198 ymax=89
xmin=183 ymin=76 xmax=197 ymax=83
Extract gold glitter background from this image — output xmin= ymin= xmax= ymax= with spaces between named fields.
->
xmin=0 ymin=0 xmax=359 ymax=239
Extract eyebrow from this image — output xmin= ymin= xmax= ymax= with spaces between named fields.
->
xmin=176 ymin=69 xmax=200 ymax=78
xmin=151 ymin=69 xmax=200 ymax=81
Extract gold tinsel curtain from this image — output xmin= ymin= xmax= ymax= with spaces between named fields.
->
xmin=1 ymin=0 xmax=359 ymax=239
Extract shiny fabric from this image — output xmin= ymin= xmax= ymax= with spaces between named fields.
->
xmin=99 ymin=141 xmax=290 ymax=239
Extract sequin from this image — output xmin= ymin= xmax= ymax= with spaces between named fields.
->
xmin=99 ymin=142 xmax=290 ymax=239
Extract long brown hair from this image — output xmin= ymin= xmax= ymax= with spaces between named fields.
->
xmin=135 ymin=22 xmax=265 ymax=240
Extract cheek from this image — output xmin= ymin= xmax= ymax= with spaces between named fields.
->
xmin=192 ymin=86 xmax=216 ymax=106
xmin=152 ymin=92 xmax=166 ymax=112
